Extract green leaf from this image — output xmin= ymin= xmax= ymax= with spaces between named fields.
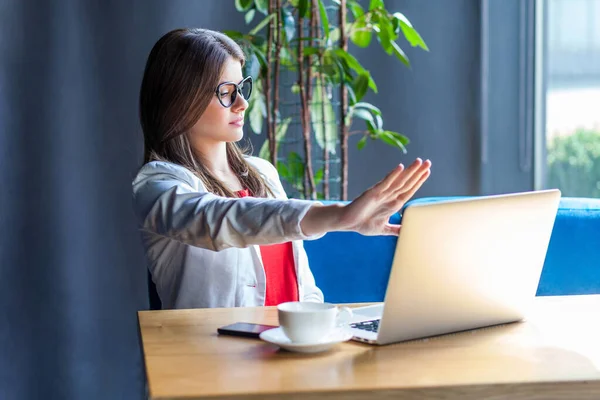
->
xmin=320 ymin=63 xmax=339 ymax=82
xmin=235 ymin=0 xmax=253 ymax=12
xmin=249 ymin=13 xmax=276 ymax=35
xmin=258 ymin=139 xmax=269 ymax=160
xmin=245 ymin=9 xmax=256 ymax=24
xmin=369 ymin=0 xmax=385 ymax=11
xmin=354 ymin=102 xmax=382 ymax=116
xmin=380 ymin=130 xmax=408 ymax=152
xmin=287 ymin=152 xmax=305 ymax=185
xmin=387 ymin=130 xmax=410 ymax=146
xmin=248 ymin=95 xmax=265 ymax=134
xmin=314 ymin=168 xmax=324 ymax=185
xmin=317 ymin=0 xmax=329 ymax=40
xmin=324 ymin=51 xmax=345 ymax=84
xmin=333 ymin=49 xmax=364 ymax=73
xmin=350 ymin=73 xmax=369 ymax=102
xmin=258 ymin=117 xmax=291 ymax=159
xmin=282 ymin=8 xmax=295 ymax=41
xmin=248 ymin=34 xmax=266 ymax=46
xmin=329 ymin=27 xmax=340 ymax=43
xmin=298 ymin=0 xmax=310 ymax=18
xmin=391 ymin=40 xmax=410 ymax=67
xmin=375 ymin=14 xmax=396 ymax=55
xmin=351 ymin=108 xmax=375 ymax=126
xmin=319 ymin=50 xmax=344 ymax=85
xmin=280 ymin=46 xmax=295 ymax=67
xmin=310 ymin=80 xmax=337 ymax=155
xmin=249 ymin=106 xmax=263 ymax=134
xmin=350 ymin=17 xmax=372 ymax=47
xmin=255 ymin=0 xmax=269 ymax=14
xmin=394 ymin=13 xmax=429 ymax=51
xmin=365 ymin=119 xmax=377 ymax=133
xmin=332 ymin=49 xmax=377 ymax=92
xmin=250 ymin=43 xmax=268 ymax=70
xmin=291 ymin=83 xmax=300 ymax=94
xmin=276 ymin=161 xmax=290 ymax=179
xmin=375 ymin=114 xmax=383 ymax=130
xmin=368 ymin=76 xmax=377 ymax=93
xmin=223 ymin=30 xmax=244 ymax=40
xmin=303 ymin=46 xmax=320 ymax=56
xmin=247 ymin=79 xmax=265 ymax=134
xmin=348 ymin=0 xmax=364 ymax=18
xmin=243 ymin=52 xmax=261 ymax=81
xmin=288 ymin=151 xmax=304 ymax=165
xmin=277 ymin=117 xmax=292 ymax=141
xmin=357 ymin=136 xmax=368 ymax=150
xmin=346 ymin=84 xmax=357 ymax=106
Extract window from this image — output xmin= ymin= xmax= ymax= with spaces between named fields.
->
xmin=540 ymin=0 xmax=600 ymax=198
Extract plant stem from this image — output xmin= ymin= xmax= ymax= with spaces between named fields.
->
xmin=265 ymin=0 xmax=274 ymax=164
xmin=306 ymin=4 xmax=316 ymax=199
xmin=339 ymin=0 xmax=349 ymax=200
xmin=271 ymin=0 xmax=282 ymax=166
xmin=314 ymin=0 xmax=329 ymax=199
xmin=320 ymin=73 xmax=330 ymax=199
xmin=298 ymin=12 xmax=317 ymax=200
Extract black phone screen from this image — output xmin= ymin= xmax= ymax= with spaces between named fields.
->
xmin=217 ymin=322 xmax=278 ymax=338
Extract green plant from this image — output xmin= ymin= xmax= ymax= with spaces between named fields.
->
xmin=227 ymin=0 xmax=428 ymax=199
xmin=547 ymin=129 xmax=600 ymax=198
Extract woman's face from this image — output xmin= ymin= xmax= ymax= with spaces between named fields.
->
xmin=189 ymin=57 xmax=249 ymax=145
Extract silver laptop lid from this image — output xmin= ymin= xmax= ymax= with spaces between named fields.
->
xmin=376 ymin=189 xmax=561 ymax=345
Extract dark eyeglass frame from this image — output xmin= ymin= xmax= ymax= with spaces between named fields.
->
xmin=215 ymin=76 xmax=253 ymax=108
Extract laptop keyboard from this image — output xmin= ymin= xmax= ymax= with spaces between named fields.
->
xmin=350 ymin=319 xmax=380 ymax=333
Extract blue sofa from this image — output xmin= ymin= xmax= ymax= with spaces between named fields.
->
xmin=305 ymin=197 xmax=600 ymax=303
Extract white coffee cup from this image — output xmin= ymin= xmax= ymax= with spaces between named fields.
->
xmin=277 ymin=302 xmax=353 ymax=343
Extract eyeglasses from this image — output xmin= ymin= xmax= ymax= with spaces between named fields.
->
xmin=215 ymin=76 xmax=253 ymax=108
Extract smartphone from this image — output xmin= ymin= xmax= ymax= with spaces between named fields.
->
xmin=217 ymin=322 xmax=278 ymax=339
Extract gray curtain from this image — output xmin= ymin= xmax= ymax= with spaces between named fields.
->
xmin=0 ymin=1 xmax=246 ymax=399
xmin=0 ymin=1 xmax=147 ymax=399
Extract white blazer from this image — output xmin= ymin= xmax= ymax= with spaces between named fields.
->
xmin=132 ymin=156 xmax=324 ymax=309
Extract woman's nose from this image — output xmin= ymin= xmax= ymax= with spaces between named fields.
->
xmin=232 ymin=92 xmax=248 ymax=112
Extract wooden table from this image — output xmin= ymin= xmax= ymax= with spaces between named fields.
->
xmin=138 ymin=295 xmax=600 ymax=400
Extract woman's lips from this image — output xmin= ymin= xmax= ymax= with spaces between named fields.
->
xmin=229 ymin=118 xmax=244 ymax=127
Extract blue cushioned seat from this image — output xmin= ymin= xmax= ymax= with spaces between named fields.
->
xmin=305 ymin=197 xmax=600 ymax=303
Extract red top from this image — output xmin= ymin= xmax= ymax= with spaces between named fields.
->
xmin=236 ymin=189 xmax=299 ymax=306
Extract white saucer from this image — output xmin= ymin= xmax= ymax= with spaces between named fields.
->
xmin=259 ymin=327 xmax=353 ymax=353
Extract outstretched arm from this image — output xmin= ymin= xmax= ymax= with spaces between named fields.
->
xmin=300 ymin=158 xmax=431 ymax=237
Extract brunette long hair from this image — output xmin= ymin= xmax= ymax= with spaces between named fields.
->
xmin=139 ymin=28 xmax=271 ymax=197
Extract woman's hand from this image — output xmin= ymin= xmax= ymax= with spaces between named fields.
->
xmin=338 ymin=158 xmax=431 ymax=235
xmin=300 ymin=158 xmax=431 ymax=237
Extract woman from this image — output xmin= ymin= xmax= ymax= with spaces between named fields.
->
xmin=132 ymin=28 xmax=431 ymax=309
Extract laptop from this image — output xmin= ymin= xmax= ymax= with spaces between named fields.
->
xmin=347 ymin=189 xmax=561 ymax=345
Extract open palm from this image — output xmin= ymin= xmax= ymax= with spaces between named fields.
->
xmin=339 ymin=158 xmax=431 ymax=236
